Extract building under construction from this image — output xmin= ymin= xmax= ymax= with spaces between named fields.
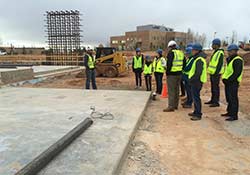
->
xmin=45 ymin=10 xmax=83 ymax=65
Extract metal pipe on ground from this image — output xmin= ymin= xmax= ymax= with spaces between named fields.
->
xmin=0 ymin=63 xmax=34 ymax=68
xmin=15 ymin=117 xmax=93 ymax=175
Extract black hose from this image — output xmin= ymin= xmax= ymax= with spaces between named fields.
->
xmin=15 ymin=117 xmax=93 ymax=175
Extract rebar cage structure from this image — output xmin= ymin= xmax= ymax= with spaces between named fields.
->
xmin=45 ymin=10 xmax=83 ymax=65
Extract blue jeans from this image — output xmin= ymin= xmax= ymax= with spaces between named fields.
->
xmin=184 ymin=79 xmax=193 ymax=106
xmin=191 ymin=84 xmax=202 ymax=117
xmin=85 ymin=69 xmax=97 ymax=89
xmin=154 ymin=72 xmax=163 ymax=94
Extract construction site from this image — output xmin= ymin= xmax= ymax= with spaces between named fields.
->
xmin=1 ymin=4 xmax=250 ymax=175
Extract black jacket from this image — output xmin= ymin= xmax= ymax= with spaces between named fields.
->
xmin=223 ymin=54 xmax=243 ymax=85
xmin=189 ymin=51 xmax=207 ymax=86
xmin=84 ymin=54 xmax=95 ymax=70
xmin=166 ymin=48 xmax=184 ymax=76
xmin=210 ymin=49 xmax=224 ymax=75
xmin=132 ymin=54 xmax=144 ymax=72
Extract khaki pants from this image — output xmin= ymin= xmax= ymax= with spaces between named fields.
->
xmin=167 ymin=75 xmax=181 ymax=109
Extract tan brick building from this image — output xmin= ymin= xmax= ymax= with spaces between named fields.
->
xmin=110 ymin=25 xmax=190 ymax=51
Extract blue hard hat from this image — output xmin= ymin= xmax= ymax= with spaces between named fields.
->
xmin=185 ymin=46 xmax=192 ymax=54
xmin=192 ymin=43 xmax=202 ymax=51
xmin=212 ymin=38 xmax=221 ymax=46
xmin=156 ymin=49 xmax=163 ymax=55
xmin=145 ymin=55 xmax=151 ymax=60
xmin=187 ymin=43 xmax=193 ymax=48
xmin=227 ymin=44 xmax=239 ymax=51
xmin=136 ymin=48 xmax=141 ymax=52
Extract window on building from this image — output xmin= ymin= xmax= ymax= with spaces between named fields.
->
xmin=121 ymin=40 xmax=126 ymax=44
xmin=112 ymin=40 xmax=118 ymax=44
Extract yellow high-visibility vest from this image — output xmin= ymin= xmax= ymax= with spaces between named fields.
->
xmin=170 ymin=50 xmax=184 ymax=72
xmin=87 ymin=54 xmax=95 ymax=69
xmin=189 ymin=57 xmax=207 ymax=83
xmin=153 ymin=57 xmax=165 ymax=73
xmin=183 ymin=57 xmax=194 ymax=75
xmin=208 ymin=50 xmax=224 ymax=75
xmin=143 ymin=63 xmax=153 ymax=75
xmin=222 ymin=56 xmax=244 ymax=83
xmin=133 ymin=56 xmax=143 ymax=69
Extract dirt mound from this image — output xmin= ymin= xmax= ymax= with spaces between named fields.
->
xmin=242 ymin=52 xmax=250 ymax=65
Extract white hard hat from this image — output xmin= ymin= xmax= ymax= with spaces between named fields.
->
xmin=86 ymin=45 xmax=94 ymax=51
xmin=168 ymin=40 xmax=177 ymax=47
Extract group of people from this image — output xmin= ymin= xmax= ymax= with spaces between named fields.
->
xmin=83 ymin=39 xmax=243 ymax=122
xmin=132 ymin=39 xmax=244 ymax=121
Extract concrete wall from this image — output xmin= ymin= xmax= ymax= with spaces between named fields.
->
xmin=0 ymin=68 xmax=34 ymax=84
xmin=1 ymin=47 xmax=45 ymax=55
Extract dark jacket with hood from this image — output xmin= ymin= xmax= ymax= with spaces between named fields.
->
xmin=84 ymin=54 xmax=94 ymax=70
xmin=222 ymin=54 xmax=243 ymax=85
xmin=210 ymin=48 xmax=224 ymax=75
xmin=189 ymin=51 xmax=207 ymax=87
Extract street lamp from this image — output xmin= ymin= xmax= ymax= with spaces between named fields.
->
xmin=213 ymin=32 xmax=217 ymax=39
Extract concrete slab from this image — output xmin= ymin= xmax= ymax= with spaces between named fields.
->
xmin=0 ymin=68 xmax=34 ymax=84
xmin=32 ymin=66 xmax=81 ymax=76
xmin=0 ymin=87 xmax=150 ymax=175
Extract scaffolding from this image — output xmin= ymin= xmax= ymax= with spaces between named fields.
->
xmin=45 ymin=10 xmax=83 ymax=65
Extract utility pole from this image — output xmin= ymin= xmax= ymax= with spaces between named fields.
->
xmin=213 ymin=32 xmax=217 ymax=39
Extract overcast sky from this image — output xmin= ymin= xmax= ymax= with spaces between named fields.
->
xmin=0 ymin=0 xmax=249 ymax=47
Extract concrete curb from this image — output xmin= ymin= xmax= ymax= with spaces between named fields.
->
xmin=113 ymin=92 xmax=152 ymax=175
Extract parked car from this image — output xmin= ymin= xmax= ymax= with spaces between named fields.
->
xmin=0 ymin=51 xmax=7 ymax=55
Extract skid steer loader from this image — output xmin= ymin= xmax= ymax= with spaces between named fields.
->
xmin=95 ymin=47 xmax=128 ymax=77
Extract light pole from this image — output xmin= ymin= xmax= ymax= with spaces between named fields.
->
xmin=226 ymin=37 xmax=229 ymax=45
xmin=213 ymin=32 xmax=217 ymax=39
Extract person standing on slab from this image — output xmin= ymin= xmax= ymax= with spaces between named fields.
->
xmin=84 ymin=48 xmax=97 ymax=90
xmin=221 ymin=44 xmax=244 ymax=121
xmin=143 ymin=55 xmax=153 ymax=91
xmin=188 ymin=43 xmax=207 ymax=121
xmin=163 ymin=40 xmax=184 ymax=112
xmin=205 ymin=38 xmax=224 ymax=107
xmin=132 ymin=48 xmax=144 ymax=89
xmin=153 ymin=49 xmax=166 ymax=94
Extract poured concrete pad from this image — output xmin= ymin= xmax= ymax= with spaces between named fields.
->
xmin=0 ymin=87 xmax=150 ymax=175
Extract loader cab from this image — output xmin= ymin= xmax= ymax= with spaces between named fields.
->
xmin=96 ymin=47 xmax=116 ymax=63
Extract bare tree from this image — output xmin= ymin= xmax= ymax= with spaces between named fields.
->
xmin=231 ymin=30 xmax=237 ymax=44
xmin=186 ymin=28 xmax=195 ymax=43
xmin=199 ymin=33 xmax=207 ymax=47
xmin=0 ymin=36 xmax=3 ymax=45
xmin=243 ymin=36 xmax=248 ymax=43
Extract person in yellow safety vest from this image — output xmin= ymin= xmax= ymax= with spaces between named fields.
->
xmin=143 ymin=55 xmax=153 ymax=91
xmin=205 ymin=38 xmax=224 ymax=107
xmin=182 ymin=45 xmax=195 ymax=108
xmin=132 ymin=48 xmax=144 ymax=89
xmin=84 ymin=47 xmax=97 ymax=89
xmin=188 ymin=43 xmax=207 ymax=121
xmin=221 ymin=44 xmax=244 ymax=121
xmin=163 ymin=40 xmax=185 ymax=112
xmin=153 ymin=49 xmax=166 ymax=94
